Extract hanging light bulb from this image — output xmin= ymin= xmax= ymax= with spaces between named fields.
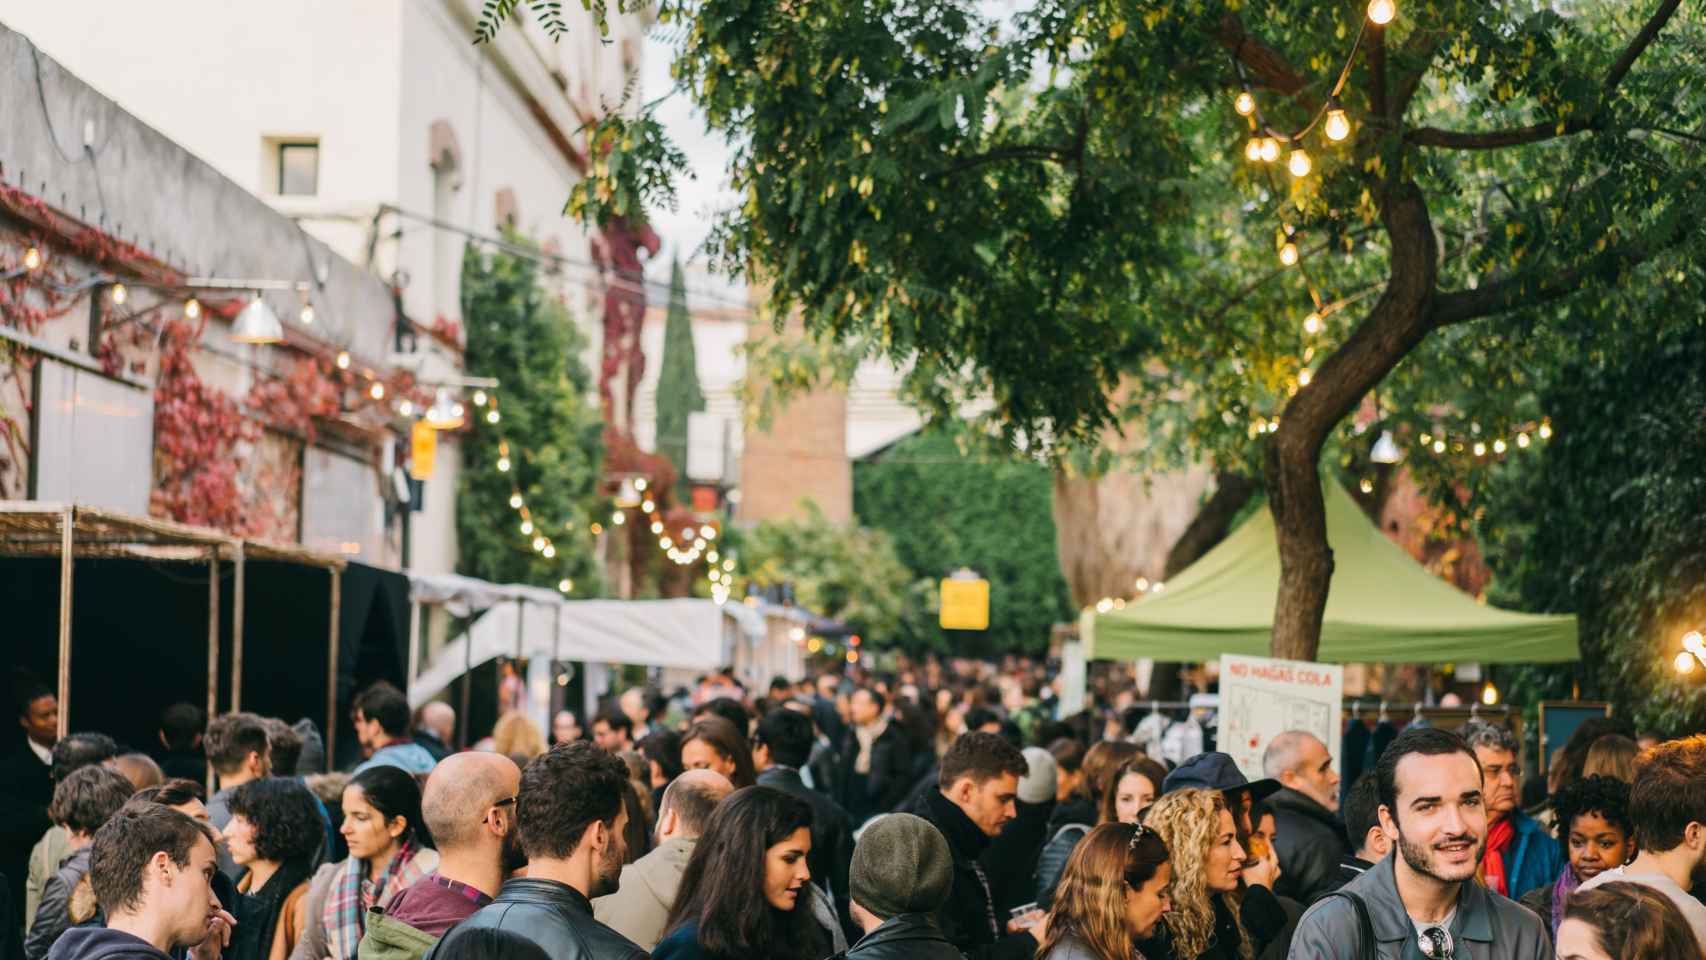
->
xmin=336 ymin=351 xmax=351 ymax=370
xmin=299 ymin=302 xmax=315 ymax=325
xmin=472 ymin=390 xmax=488 ymax=407
xmin=641 ymin=499 xmax=656 ymax=514
xmin=109 ymin=282 xmax=127 ymax=305
xmin=1360 ymin=478 xmax=1374 ymax=494
xmin=497 ymin=456 xmax=511 ymax=472
xmin=369 ymin=382 xmax=385 ymax=400
xmin=1303 ymin=313 xmax=1322 ymax=334
xmin=1259 ymin=137 xmax=1281 ymax=163
xmin=1516 ymin=432 xmax=1531 ymax=449
xmin=486 ymin=409 xmax=500 ymax=424
xmin=1493 ymin=438 xmax=1507 ymax=454
xmin=22 ymin=246 xmax=42 ymax=271
xmin=542 ymin=544 xmax=555 ymax=558
xmin=184 ymin=298 xmax=202 ymax=320
xmin=1433 ymin=439 xmax=1447 ymax=454
xmin=509 ymin=494 xmax=524 ymax=509
xmin=531 ymin=536 xmax=546 ymax=552
xmin=559 ymin=578 xmax=573 ymax=594
xmin=1245 ymin=138 xmax=1263 ymax=163
xmin=520 ymin=520 xmax=534 ymax=534
xmin=1367 ymin=0 xmax=1396 ymax=25
xmin=398 ymin=400 xmax=414 ymax=417
xmin=1279 ymin=242 xmax=1299 ymax=266
xmin=1676 ymin=651 xmax=1697 ymax=674
xmin=611 ymin=511 xmax=625 ymax=525
xmin=1288 ymin=147 xmax=1312 ymax=177
xmin=1234 ymin=91 xmax=1256 ymax=116
xmin=1538 ymin=421 xmax=1553 ymax=439
xmin=1298 ymin=369 xmax=1313 ymax=387
xmin=650 ymin=520 xmax=664 ymax=534
xmin=1324 ymin=101 xmax=1352 ymax=142
xmin=1473 ymin=441 xmax=1487 ymax=457
xmin=1480 ymin=681 xmax=1499 ymax=706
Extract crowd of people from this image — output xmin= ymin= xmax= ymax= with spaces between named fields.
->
xmin=3 ymin=661 xmax=1703 ymax=960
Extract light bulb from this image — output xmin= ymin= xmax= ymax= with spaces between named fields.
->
xmin=559 ymin=579 xmax=573 ymax=593
xmin=110 ymin=282 xmax=127 ymax=305
xmin=1259 ymin=137 xmax=1281 ymax=163
xmin=185 ymin=298 xmax=202 ymax=320
xmin=398 ymin=400 xmax=414 ymax=417
xmin=1493 ymin=438 xmax=1507 ymax=454
xmin=1324 ymin=107 xmax=1352 ymax=142
xmin=1279 ymin=242 xmax=1299 ymax=266
xmin=486 ymin=410 xmax=500 ymax=424
xmin=724 ymin=559 xmax=735 ymax=571
xmin=451 ymin=403 xmax=465 ymax=418
xmin=336 ymin=351 xmax=350 ymax=370
xmin=532 ymin=536 xmax=546 ymax=551
xmin=521 ymin=520 xmax=534 ymax=534
xmin=1517 ymin=432 xmax=1530 ymax=448
xmin=1684 ymin=630 xmax=1704 ymax=652
xmin=300 ymin=303 xmax=315 ymax=325
xmin=497 ymin=457 xmax=511 ymax=472
xmin=650 ymin=521 xmax=664 ymax=534
xmin=473 ymin=390 xmax=488 ymax=407
xmin=1539 ymin=422 xmax=1553 ymax=439
xmin=612 ymin=511 xmax=625 ymax=525
xmin=708 ymin=550 xmax=720 ymax=563
xmin=660 ymin=537 xmax=673 ymax=549
xmin=22 ymin=246 xmax=43 ymax=271
xmin=635 ymin=478 xmax=648 ymax=491
xmin=1360 ymin=478 xmax=1374 ymax=494
xmin=1433 ymin=439 xmax=1446 ymax=454
xmin=1234 ymin=91 xmax=1255 ymax=116
xmin=510 ymin=494 xmax=524 ymax=508
xmin=1303 ymin=313 xmax=1322 ymax=334
xmin=1676 ymin=651 xmax=1697 ymax=674
xmin=1367 ymin=0 xmax=1396 ymax=25
xmin=542 ymin=544 xmax=555 ymax=558
xmin=1473 ymin=441 xmax=1486 ymax=457
xmin=370 ymin=382 xmax=385 ymax=400
xmin=1480 ymin=682 xmax=1499 ymax=706
xmin=702 ymin=524 xmax=717 ymax=539
xmin=589 ymin=522 xmax=603 ymax=535
xmin=1288 ymin=148 xmax=1312 ymax=177
xmin=1298 ymin=369 xmax=1312 ymax=387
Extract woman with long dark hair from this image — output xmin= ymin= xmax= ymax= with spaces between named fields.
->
xmin=652 ymin=786 xmax=825 ymax=960
xmin=680 ymin=717 xmax=757 ymax=789
xmin=1557 ymin=881 xmax=1699 ymax=960
xmin=1036 ymin=743 xmax=1144 ymax=907
xmin=1040 ymin=821 xmax=1173 ymax=960
xmin=290 ymin=766 xmax=436 ymax=960
xmin=226 ymin=779 xmax=325 ymax=960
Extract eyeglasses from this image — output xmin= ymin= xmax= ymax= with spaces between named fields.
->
xmin=483 ymin=796 xmax=518 ymax=825
xmin=1418 ymin=926 xmax=1453 ymax=959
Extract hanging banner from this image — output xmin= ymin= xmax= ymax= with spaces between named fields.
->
xmin=1219 ymin=653 xmax=1344 ymax=782
xmin=410 ymin=420 xmax=437 ymax=481
xmin=939 ymin=570 xmax=989 ymax=630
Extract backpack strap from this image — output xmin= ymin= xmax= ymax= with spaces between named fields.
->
xmin=1316 ymin=891 xmax=1378 ymax=960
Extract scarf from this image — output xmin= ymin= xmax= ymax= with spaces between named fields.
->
xmin=232 ymin=859 xmax=314 ymax=960
xmin=1548 ymin=865 xmax=1582 ymax=939
xmin=322 ymin=842 xmax=430 ymax=960
xmin=1481 ymin=816 xmax=1515 ymax=896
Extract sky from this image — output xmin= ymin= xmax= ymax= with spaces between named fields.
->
xmin=639 ymin=29 xmax=749 ymax=310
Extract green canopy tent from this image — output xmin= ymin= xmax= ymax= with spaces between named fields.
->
xmin=1083 ymin=481 xmax=1578 ymax=663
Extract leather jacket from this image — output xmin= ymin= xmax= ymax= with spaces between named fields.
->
xmin=24 ymin=847 xmax=89 ymax=960
xmin=422 ymin=879 xmax=646 ymax=960
xmin=840 ymin=913 xmax=962 ymax=960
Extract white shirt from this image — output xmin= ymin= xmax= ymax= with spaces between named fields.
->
xmin=1408 ymin=905 xmax=1457 ymax=958
xmin=27 ymin=738 xmax=51 ymax=766
xmin=1578 ymin=864 xmax=1706 ymax=954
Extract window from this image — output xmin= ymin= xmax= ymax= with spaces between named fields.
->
xmin=277 ymin=142 xmax=319 ymax=196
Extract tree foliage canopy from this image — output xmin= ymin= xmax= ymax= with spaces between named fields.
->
xmin=457 ymin=240 xmax=607 ymax=591
xmin=654 ymin=258 xmax=705 ymax=500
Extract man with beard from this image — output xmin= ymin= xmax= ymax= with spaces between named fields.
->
xmin=1458 ymin=721 xmax=1561 ymax=900
xmin=424 ymin=742 xmax=645 ymax=960
xmin=360 ymin=754 xmax=525 ymax=960
xmin=1289 ymin=727 xmax=1548 ymax=959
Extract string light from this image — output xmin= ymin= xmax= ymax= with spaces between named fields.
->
xmin=1287 ymin=148 xmax=1312 ymax=178
xmin=542 ymin=544 xmax=555 ymax=558
xmin=559 ymin=578 xmax=573 ymax=593
xmin=612 ymin=511 xmax=625 ymax=525
xmin=473 ymin=390 xmax=488 ymax=407
xmin=497 ymin=456 xmax=511 ymax=472
xmin=635 ymin=478 xmax=648 ymax=491
xmin=1367 ymin=0 xmax=1396 ymax=25
xmin=184 ymin=298 xmax=202 ymax=320
xmin=1433 ymin=439 xmax=1446 ymax=454
xmin=1472 ymin=441 xmax=1486 ymax=457
xmin=486 ymin=409 xmax=500 ymax=424
xmin=1244 ymin=138 xmax=1264 ymax=163
xmin=509 ymin=493 xmax=524 ymax=508
xmin=1492 ymin=439 xmax=1507 ymax=454
xmin=110 ymin=282 xmax=127 ymax=305
xmin=1359 ymin=478 xmax=1374 ymax=494
xmin=532 ymin=536 xmax=546 ymax=551
xmin=1303 ymin=312 xmax=1322 ymax=334
xmin=369 ymin=382 xmax=385 ymax=400
xmin=1234 ymin=91 xmax=1256 ymax=116
xmin=1258 ymin=137 xmax=1281 ymax=163
xmin=336 ymin=351 xmax=350 ymax=370
xmin=1324 ymin=100 xmax=1352 ymax=142
xmin=1279 ymin=242 xmax=1299 ymax=266
xmin=521 ymin=520 xmax=534 ymax=534
xmin=398 ymin=400 xmax=414 ymax=417
xmin=1516 ymin=432 xmax=1530 ymax=448
xmin=1298 ymin=369 xmax=1312 ymax=386
xmin=1538 ymin=421 xmax=1553 ymax=439
xmin=299 ymin=303 xmax=315 ymax=325
xmin=651 ymin=520 xmax=664 ymax=534
xmin=23 ymin=246 xmax=43 ymax=271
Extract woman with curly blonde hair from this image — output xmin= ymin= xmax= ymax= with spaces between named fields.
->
xmin=490 ymin=711 xmax=546 ymax=761
xmin=1038 ymin=821 xmax=1172 ymax=960
xmin=1133 ymin=789 xmax=1281 ymax=960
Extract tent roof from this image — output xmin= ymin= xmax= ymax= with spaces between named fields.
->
xmin=1085 ymin=482 xmax=1578 ymax=663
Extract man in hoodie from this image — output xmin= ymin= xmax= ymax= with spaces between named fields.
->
xmin=359 ymin=754 xmax=525 ymax=960
xmin=839 ymin=813 xmax=960 ymax=960
xmin=591 ymin=769 xmax=732 ymax=950
xmin=47 ymin=803 xmax=234 ymax=960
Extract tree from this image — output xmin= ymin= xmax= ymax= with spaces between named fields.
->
xmin=457 ymin=239 xmax=607 ymax=591
xmin=552 ymin=0 xmax=1705 ymax=661
xmin=854 ymin=428 xmax=1074 ymax=654
xmin=654 ymin=258 xmax=705 ymax=500
xmin=737 ymin=501 xmax=934 ymax=647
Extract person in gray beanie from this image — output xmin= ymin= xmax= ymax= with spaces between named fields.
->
xmin=839 ymin=814 xmax=961 ymax=960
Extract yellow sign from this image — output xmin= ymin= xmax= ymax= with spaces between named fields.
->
xmin=940 ymin=575 xmax=990 ymax=631
xmin=410 ymin=420 xmax=437 ymax=481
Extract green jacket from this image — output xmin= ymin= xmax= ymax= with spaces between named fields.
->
xmin=357 ymin=908 xmax=438 ymax=960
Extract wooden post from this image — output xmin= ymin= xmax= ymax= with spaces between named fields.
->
xmin=325 ymin=568 xmax=342 ymax=773
xmin=405 ymin=600 xmax=422 ymax=694
xmin=56 ymin=506 xmax=73 ymax=740
xmin=206 ymin=547 xmax=220 ymax=795
xmin=458 ymin=619 xmax=472 ymax=750
xmin=231 ymin=543 xmax=245 ymax=711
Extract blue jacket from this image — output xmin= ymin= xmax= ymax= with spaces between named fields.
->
xmin=354 ymin=742 xmax=438 ymax=776
xmin=1503 ymin=810 xmax=1565 ymax=902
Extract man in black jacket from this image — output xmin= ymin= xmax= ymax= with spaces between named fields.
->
xmin=840 ymin=813 xmax=960 ymax=960
xmin=1317 ymin=772 xmax=1389 ymax=899
xmin=838 ymin=689 xmax=912 ymax=825
xmin=0 ymin=680 xmax=57 ymax=924
xmin=754 ymin=709 xmax=854 ymax=931
xmin=911 ymin=732 xmax=1041 ymax=960
xmin=1261 ymin=730 xmax=1346 ymax=903
xmin=425 ymin=742 xmax=646 ymax=960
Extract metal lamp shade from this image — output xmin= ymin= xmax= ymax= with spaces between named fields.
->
xmin=1370 ymin=431 xmax=1402 ymax=464
xmin=232 ymin=296 xmax=284 ymax=344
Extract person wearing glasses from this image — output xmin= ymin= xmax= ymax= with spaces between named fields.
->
xmin=1037 ymin=822 xmax=1172 ymax=960
xmin=1458 ymin=721 xmax=1561 ymax=901
xmin=359 ymin=754 xmax=523 ymax=960
xmin=1289 ymin=727 xmax=1549 ymax=960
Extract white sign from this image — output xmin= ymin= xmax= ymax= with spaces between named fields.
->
xmin=1219 ymin=654 xmax=1344 ymax=783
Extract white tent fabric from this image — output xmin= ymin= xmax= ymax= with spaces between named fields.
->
xmin=407 ymin=571 xmax=563 ymax=617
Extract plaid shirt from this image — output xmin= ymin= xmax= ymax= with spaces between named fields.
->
xmin=426 ymin=873 xmax=493 ymax=908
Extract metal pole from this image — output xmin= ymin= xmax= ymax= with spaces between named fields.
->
xmin=458 ymin=620 xmax=472 ymax=750
xmin=56 ymin=506 xmax=73 ymax=740
xmin=325 ymin=568 xmax=341 ymax=773
xmin=206 ymin=547 xmax=220 ymax=794
xmin=515 ymin=599 xmax=525 ymax=659
xmin=231 ymin=543 xmax=245 ymax=711
xmin=405 ymin=600 xmax=421 ymax=694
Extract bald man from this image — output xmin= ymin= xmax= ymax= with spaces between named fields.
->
xmin=593 ymin=769 xmax=734 ymax=950
xmin=360 ymin=753 xmax=521 ymax=960
xmin=414 ymin=701 xmax=457 ymax=761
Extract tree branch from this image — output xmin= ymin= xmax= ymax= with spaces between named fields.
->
xmin=930 ymin=144 xmax=1075 ymax=179
xmin=1214 ymin=14 xmax=1307 ymax=95
xmin=1406 ymin=0 xmax=1682 ymax=150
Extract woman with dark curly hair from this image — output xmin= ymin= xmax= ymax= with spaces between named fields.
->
xmin=1518 ymin=774 xmax=1634 ymax=947
xmin=226 ymin=778 xmax=327 ymax=960
xmin=653 ymin=786 xmax=826 ymax=960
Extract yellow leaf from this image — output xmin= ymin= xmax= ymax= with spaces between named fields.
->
xmin=1110 ymin=19 xmax=1127 ymax=39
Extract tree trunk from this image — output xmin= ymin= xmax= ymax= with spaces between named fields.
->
xmin=1266 ymin=182 xmax=1440 ymax=661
